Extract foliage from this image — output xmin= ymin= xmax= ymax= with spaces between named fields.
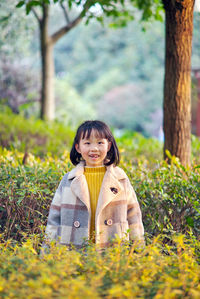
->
xmin=16 ymin=0 xmax=163 ymax=121
xmin=0 ymin=143 xmax=199 ymax=241
xmin=0 ymin=113 xmax=200 ymax=297
xmin=191 ymin=135 xmax=200 ymax=163
xmin=55 ymin=76 xmax=96 ymax=127
xmin=0 ymin=0 xmax=40 ymax=116
xmin=1 ymin=2 xmax=199 ymax=135
xmin=192 ymin=12 xmax=200 ymax=67
xmin=0 ymin=110 xmax=74 ymax=157
xmin=97 ymin=83 xmax=156 ymax=133
xmin=0 ymin=147 xmax=71 ymax=240
xmin=116 ymin=130 xmax=163 ymax=162
xmin=0 ymin=234 xmax=199 ymax=298
xmin=55 ymin=18 xmax=165 ymax=136
xmin=0 ymin=111 xmax=163 ymax=159
xmin=124 ymin=158 xmax=200 ymax=239
xmin=0 ymin=112 xmax=200 ymax=240
xmin=0 ymin=0 xmax=35 ymax=59
xmin=0 ymin=60 xmax=40 ymax=114
xmin=16 ymin=0 xmax=164 ymax=22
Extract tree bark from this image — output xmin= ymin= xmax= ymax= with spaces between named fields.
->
xmin=163 ymin=0 xmax=195 ymax=166
xmin=40 ymin=4 xmax=55 ymax=120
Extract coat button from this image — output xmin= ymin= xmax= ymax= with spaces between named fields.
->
xmin=105 ymin=219 xmax=113 ymax=226
xmin=110 ymin=187 xmax=118 ymax=194
xmin=74 ymin=221 xmax=80 ymax=228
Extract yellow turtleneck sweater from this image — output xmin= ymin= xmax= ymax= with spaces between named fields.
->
xmin=84 ymin=166 xmax=106 ymax=241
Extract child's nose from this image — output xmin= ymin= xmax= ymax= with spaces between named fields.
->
xmin=91 ymin=144 xmax=98 ymax=151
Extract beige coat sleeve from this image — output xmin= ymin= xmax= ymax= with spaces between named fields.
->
xmin=126 ymin=178 xmax=145 ymax=246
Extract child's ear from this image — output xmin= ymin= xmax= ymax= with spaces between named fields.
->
xmin=75 ymin=143 xmax=81 ymax=153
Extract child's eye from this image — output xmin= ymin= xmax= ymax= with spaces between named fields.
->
xmin=85 ymin=142 xmax=90 ymax=145
xmin=98 ymin=141 xmax=103 ymax=144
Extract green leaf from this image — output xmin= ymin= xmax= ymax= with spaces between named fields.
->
xmin=0 ymin=14 xmax=12 ymax=23
xmin=16 ymin=1 xmax=25 ymax=8
xmin=194 ymin=165 xmax=200 ymax=169
xmin=68 ymin=0 xmax=72 ymax=9
xmin=165 ymin=149 xmax=172 ymax=159
xmin=26 ymin=4 xmax=32 ymax=14
xmin=186 ymin=217 xmax=194 ymax=228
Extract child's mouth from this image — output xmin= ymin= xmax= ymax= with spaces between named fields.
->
xmin=89 ymin=154 xmax=99 ymax=158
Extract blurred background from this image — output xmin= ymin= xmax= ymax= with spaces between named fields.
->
xmin=0 ymin=0 xmax=200 ymax=138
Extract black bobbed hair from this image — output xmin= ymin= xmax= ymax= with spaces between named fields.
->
xmin=70 ymin=120 xmax=120 ymax=166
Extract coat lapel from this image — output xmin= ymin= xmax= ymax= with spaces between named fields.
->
xmin=96 ymin=165 xmax=126 ymax=219
xmin=68 ymin=162 xmax=91 ymax=213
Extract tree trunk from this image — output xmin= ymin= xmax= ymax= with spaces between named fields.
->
xmin=163 ymin=0 xmax=195 ymax=166
xmin=40 ymin=4 xmax=55 ymax=120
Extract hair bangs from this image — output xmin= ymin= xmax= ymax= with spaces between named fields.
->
xmin=82 ymin=128 xmax=107 ymax=140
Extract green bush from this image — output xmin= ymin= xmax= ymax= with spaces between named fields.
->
xmin=0 ymin=112 xmax=200 ymax=241
xmin=192 ymin=134 xmax=200 ymax=164
xmin=124 ymin=158 xmax=200 ymax=239
xmin=1 ymin=111 xmax=200 ymax=165
xmin=0 ymin=147 xmax=72 ymax=240
xmin=0 ymin=109 xmax=74 ymax=157
xmin=1 ymin=112 xmax=200 ymax=298
xmin=1 ymin=148 xmax=199 ymax=241
xmin=116 ymin=131 xmax=163 ymax=165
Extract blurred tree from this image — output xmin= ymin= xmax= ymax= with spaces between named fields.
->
xmin=16 ymin=0 xmax=132 ymax=121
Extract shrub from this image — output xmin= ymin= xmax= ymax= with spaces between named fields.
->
xmin=0 ymin=109 xmax=74 ymax=157
xmin=0 ymin=234 xmax=199 ymax=298
xmin=1 ymin=110 xmax=200 ymax=165
xmin=1 ymin=112 xmax=200 ymax=298
xmin=0 ymin=147 xmax=72 ymax=240
xmin=124 ymin=157 xmax=200 ymax=239
xmin=116 ymin=131 xmax=163 ymax=166
xmin=0 ymin=148 xmax=199 ymax=241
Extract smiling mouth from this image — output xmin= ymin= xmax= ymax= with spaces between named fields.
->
xmin=89 ymin=154 xmax=99 ymax=158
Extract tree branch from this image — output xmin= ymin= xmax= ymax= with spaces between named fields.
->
xmin=50 ymin=0 xmax=92 ymax=44
xmin=31 ymin=7 xmax=41 ymax=24
xmin=50 ymin=12 xmax=83 ymax=44
xmin=59 ymin=2 xmax=70 ymax=24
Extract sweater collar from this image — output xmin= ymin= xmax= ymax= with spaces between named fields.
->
xmin=68 ymin=161 xmax=126 ymax=181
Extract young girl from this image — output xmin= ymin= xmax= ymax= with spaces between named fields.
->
xmin=44 ymin=120 xmax=144 ymax=249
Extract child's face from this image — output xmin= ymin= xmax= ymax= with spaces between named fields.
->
xmin=75 ymin=129 xmax=111 ymax=167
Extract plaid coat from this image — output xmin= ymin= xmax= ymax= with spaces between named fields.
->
xmin=44 ymin=162 xmax=144 ymax=249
